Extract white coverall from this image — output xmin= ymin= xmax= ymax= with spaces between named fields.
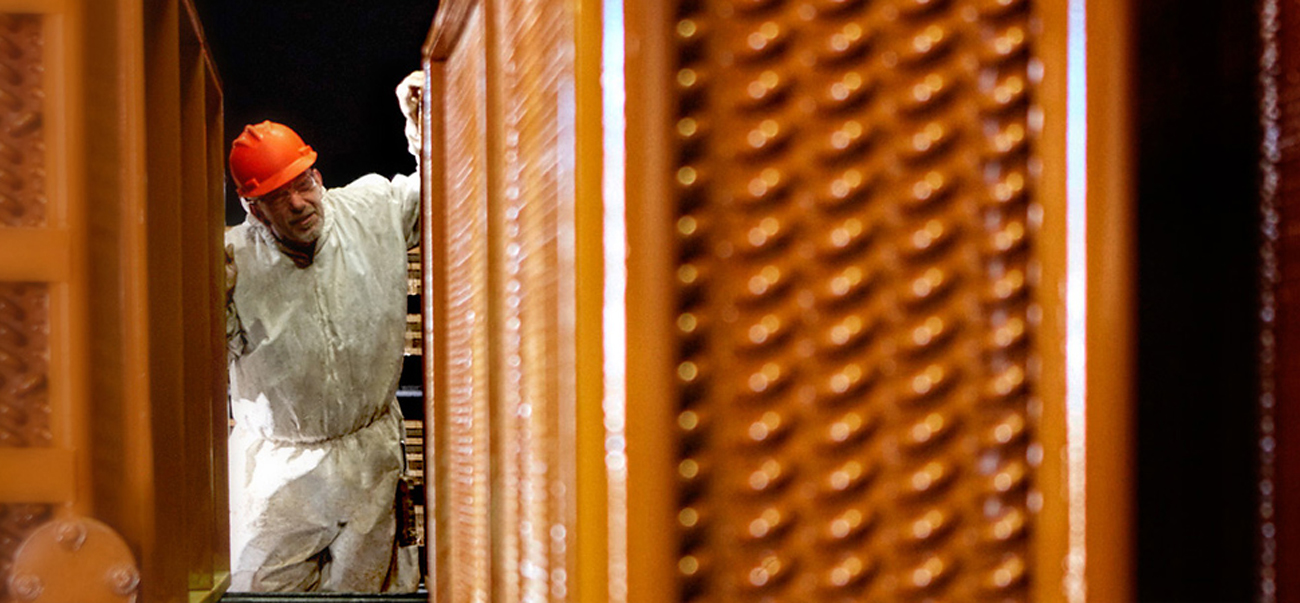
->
xmin=226 ymin=169 xmax=421 ymax=592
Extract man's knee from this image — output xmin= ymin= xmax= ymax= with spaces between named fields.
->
xmin=243 ymin=549 xmax=326 ymax=592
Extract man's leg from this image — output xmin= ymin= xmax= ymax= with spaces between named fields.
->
xmin=232 ymin=528 xmax=333 ymax=591
xmin=229 ymin=426 xmax=340 ymax=592
xmin=319 ymin=509 xmax=412 ymax=592
xmin=229 ymin=489 xmax=340 ymax=591
xmin=319 ymin=403 xmax=419 ymax=593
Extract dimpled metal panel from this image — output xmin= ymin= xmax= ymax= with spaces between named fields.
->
xmin=0 ymin=282 xmax=51 ymax=600
xmin=0 ymin=282 xmax=49 ymax=448
xmin=669 ymin=0 xmax=1037 ymax=600
xmin=444 ymin=7 xmax=492 ymax=602
xmin=497 ymin=0 xmax=576 ymax=600
xmin=0 ymin=14 xmax=44 ymax=228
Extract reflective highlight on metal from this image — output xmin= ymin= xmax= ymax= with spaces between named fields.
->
xmin=1065 ymin=0 xmax=1088 ymax=601
xmin=601 ymin=0 xmax=629 ymax=600
xmin=1258 ymin=0 xmax=1280 ymax=600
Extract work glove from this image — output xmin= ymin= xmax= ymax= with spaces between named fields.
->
xmin=224 ymin=243 xmax=248 ymax=357
xmin=225 ymin=243 xmax=237 ymax=303
xmin=396 ymin=70 xmax=424 ymax=158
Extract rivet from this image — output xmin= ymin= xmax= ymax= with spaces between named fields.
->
xmin=55 ymin=520 xmax=87 ymax=552
xmin=107 ymin=564 xmax=141 ymax=595
xmin=10 ymin=573 xmax=43 ymax=601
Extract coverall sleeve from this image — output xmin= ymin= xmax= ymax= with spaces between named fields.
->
xmin=224 ymin=239 xmax=248 ymax=358
xmin=227 ymin=296 xmax=249 ymax=358
xmin=333 ymin=172 xmax=421 ymax=250
xmin=394 ymin=171 xmax=421 ymax=250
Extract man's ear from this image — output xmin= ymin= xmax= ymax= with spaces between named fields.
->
xmin=246 ymin=199 xmax=266 ymax=224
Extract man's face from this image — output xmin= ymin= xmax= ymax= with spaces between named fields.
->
xmin=249 ymin=168 xmax=324 ymax=246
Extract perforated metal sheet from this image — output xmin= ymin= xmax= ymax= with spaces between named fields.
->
xmin=0 ymin=282 xmax=49 ymax=449
xmin=666 ymin=0 xmax=1038 ymax=600
xmin=0 ymin=14 xmax=45 ymax=229
xmin=443 ymin=7 xmax=493 ymax=602
xmin=496 ymin=0 xmax=577 ymax=600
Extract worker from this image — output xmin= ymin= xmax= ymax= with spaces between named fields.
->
xmin=223 ymin=71 xmax=424 ymax=593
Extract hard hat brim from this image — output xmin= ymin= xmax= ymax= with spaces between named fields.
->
xmin=236 ymin=150 xmax=318 ymax=199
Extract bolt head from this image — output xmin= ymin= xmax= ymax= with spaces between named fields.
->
xmin=9 ymin=572 xmax=43 ymax=601
xmin=53 ymin=521 xmax=86 ymax=552
xmin=107 ymin=564 xmax=139 ymax=596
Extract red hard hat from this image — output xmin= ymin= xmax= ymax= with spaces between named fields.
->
xmin=229 ymin=121 xmax=318 ymax=198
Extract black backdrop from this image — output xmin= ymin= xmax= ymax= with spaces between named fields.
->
xmin=1136 ymin=1 xmax=1262 ymax=602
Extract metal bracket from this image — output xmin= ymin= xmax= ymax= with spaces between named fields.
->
xmin=7 ymin=515 xmax=139 ymax=603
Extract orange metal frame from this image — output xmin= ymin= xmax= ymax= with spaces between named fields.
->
xmin=417 ymin=0 xmax=1137 ymax=600
xmin=0 ymin=0 xmax=1138 ymax=598
xmin=421 ymin=1 xmax=607 ymax=602
xmin=1 ymin=0 xmax=229 ymax=600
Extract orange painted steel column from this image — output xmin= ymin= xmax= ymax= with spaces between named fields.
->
xmin=421 ymin=46 xmax=451 ymax=603
xmin=1083 ymin=0 xmax=1136 ymax=599
xmin=0 ymin=0 xmax=229 ymax=599
xmin=1033 ymin=0 xmax=1071 ymax=598
xmin=180 ymin=6 xmax=217 ymax=590
xmin=0 ymin=4 xmax=91 ymax=599
xmin=624 ymin=0 xmax=677 ymax=602
xmin=142 ymin=0 xmax=192 ymax=595
xmin=574 ymin=1 xmax=611 ymax=602
xmin=203 ymin=26 xmax=230 ymax=587
xmin=1035 ymin=0 xmax=1136 ymax=600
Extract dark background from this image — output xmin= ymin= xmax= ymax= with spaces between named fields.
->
xmin=193 ymin=1 xmax=1269 ymax=601
xmin=1135 ymin=1 xmax=1262 ymax=601
xmin=191 ymin=0 xmax=439 ymax=225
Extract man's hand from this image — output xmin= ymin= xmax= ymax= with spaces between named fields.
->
xmin=396 ymin=71 xmax=424 ymax=158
